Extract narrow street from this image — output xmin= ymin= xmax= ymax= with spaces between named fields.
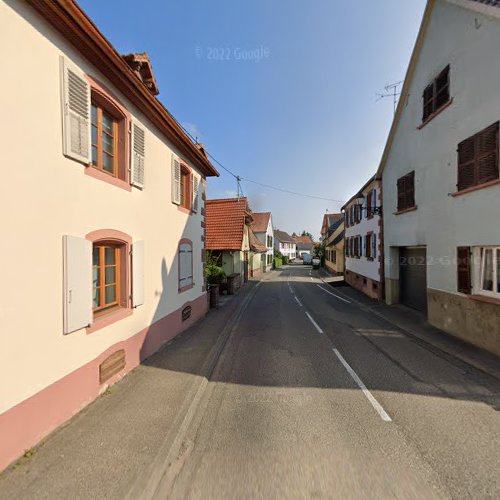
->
xmin=164 ymin=264 xmax=500 ymax=499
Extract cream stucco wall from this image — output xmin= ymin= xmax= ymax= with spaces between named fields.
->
xmin=382 ymin=0 xmax=500 ymax=295
xmin=0 ymin=1 xmax=208 ymax=413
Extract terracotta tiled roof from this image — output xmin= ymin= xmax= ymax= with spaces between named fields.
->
xmin=321 ymin=213 xmax=343 ymax=235
xmin=252 ymin=212 xmax=271 ymax=233
xmin=274 ymin=229 xmax=295 ymax=244
xmin=292 ymin=235 xmax=314 ymax=244
xmin=206 ymin=198 xmax=250 ymax=250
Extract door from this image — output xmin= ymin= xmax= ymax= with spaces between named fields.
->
xmin=399 ymin=247 xmax=427 ymax=313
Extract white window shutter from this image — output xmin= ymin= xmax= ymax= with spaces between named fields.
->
xmin=187 ymin=245 xmax=193 ymax=285
xmin=63 ymin=235 xmax=92 ymax=334
xmin=132 ymin=241 xmax=145 ymax=307
xmin=179 ymin=243 xmax=193 ymax=287
xmin=172 ymin=156 xmax=181 ymax=205
xmin=60 ymin=57 xmax=91 ymax=164
xmin=192 ymin=176 xmax=199 ymax=213
xmin=131 ymin=122 xmax=145 ymax=189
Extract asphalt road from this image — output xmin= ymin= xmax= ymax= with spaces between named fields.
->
xmin=165 ymin=264 xmax=500 ymax=499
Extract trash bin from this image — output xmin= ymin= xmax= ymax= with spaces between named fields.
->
xmin=209 ymin=284 xmax=219 ymax=308
xmin=227 ymin=275 xmax=235 ymax=295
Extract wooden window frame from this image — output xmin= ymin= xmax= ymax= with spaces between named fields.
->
xmin=422 ymin=65 xmax=450 ymax=124
xmin=397 ymin=171 xmax=416 ymax=212
xmin=457 ymin=122 xmax=499 ymax=192
xmin=91 ymin=103 xmax=118 ymax=177
xmin=93 ymin=243 xmax=122 ymax=316
xmin=473 ymin=246 xmax=500 ymax=299
xmin=180 ymin=165 xmax=192 ymax=211
xmin=85 ymin=78 xmax=131 ymax=191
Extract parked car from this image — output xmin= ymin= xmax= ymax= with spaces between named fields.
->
xmin=303 ymin=254 xmax=312 ymax=265
xmin=312 ymin=257 xmax=320 ymax=269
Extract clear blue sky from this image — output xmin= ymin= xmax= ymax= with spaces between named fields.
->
xmin=79 ymin=0 xmax=426 ymax=239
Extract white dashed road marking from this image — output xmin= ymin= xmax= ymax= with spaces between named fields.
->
xmin=316 ymin=285 xmax=351 ymax=304
xmin=305 ymin=311 xmax=323 ymax=334
xmin=332 ymin=348 xmax=392 ymax=422
xmin=293 ymin=295 xmax=302 ymax=307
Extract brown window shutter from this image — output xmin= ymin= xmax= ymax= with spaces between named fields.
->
xmin=477 ymin=122 xmax=499 ymax=184
xmin=457 ymin=137 xmax=476 ymax=191
xmin=423 ymin=84 xmax=434 ymax=121
xmin=408 ymin=171 xmax=415 ymax=208
xmin=397 ymin=177 xmax=404 ymax=211
xmin=457 ymin=246 xmax=471 ymax=294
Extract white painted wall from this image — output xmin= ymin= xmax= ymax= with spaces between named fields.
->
xmin=382 ymin=0 xmax=500 ymax=293
xmin=0 ymin=1 xmax=207 ymax=413
xmin=344 ymin=180 xmax=382 ymax=282
xmin=255 ymin=215 xmax=274 ymax=266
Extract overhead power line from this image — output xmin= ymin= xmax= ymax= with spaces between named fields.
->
xmin=175 ymin=118 xmax=343 ymax=204
xmin=240 ymin=178 xmax=345 ymax=203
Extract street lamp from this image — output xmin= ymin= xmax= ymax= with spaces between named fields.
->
xmin=354 ymin=194 xmax=383 ymax=215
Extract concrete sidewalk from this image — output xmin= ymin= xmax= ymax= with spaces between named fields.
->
xmin=317 ymin=268 xmax=500 ymax=383
xmin=0 ymin=277 xmax=266 ymax=500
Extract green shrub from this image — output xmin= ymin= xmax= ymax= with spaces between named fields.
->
xmin=274 ymin=256 xmax=282 ymax=268
xmin=205 ymin=263 xmax=225 ymax=284
xmin=282 ymin=256 xmax=289 ymax=265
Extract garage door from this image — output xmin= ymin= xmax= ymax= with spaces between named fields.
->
xmin=399 ymin=247 xmax=427 ymax=313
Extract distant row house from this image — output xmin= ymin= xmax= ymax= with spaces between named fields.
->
xmin=205 ymin=198 xmax=269 ymax=288
xmin=0 ymin=0 xmax=219 ymax=471
xmin=323 ymin=215 xmax=345 ymax=276
xmin=340 ymin=0 xmax=500 ymax=358
xmin=292 ymin=234 xmax=315 ymax=258
xmin=252 ymin=212 xmax=275 ymax=272
xmin=274 ymin=230 xmax=297 ymax=260
xmin=342 ymin=177 xmax=383 ymax=300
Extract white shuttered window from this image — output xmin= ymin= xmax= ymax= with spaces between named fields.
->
xmin=172 ymin=156 xmax=181 ymax=205
xmin=60 ymin=57 xmax=91 ymax=164
xmin=192 ymin=176 xmax=199 ymax=213
xmin=132 ymin=241 xmax=145 ymax=307
xmin=131 ymin=122 xmax=145 ymax=188
xmin=63 ymin=235 xmax=93 ymax=334
xmin=179 ymin=242 xmax=193 ymax=290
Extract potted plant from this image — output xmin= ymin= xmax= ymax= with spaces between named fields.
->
xmin=205 ymin=252 xmax=225 ymax=308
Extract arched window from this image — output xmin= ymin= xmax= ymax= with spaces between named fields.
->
xmin=87 ymin=230 xmax=132 ymax=316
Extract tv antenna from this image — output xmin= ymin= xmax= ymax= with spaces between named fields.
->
xmin=376 ymin=81 xmax=402 ymax=115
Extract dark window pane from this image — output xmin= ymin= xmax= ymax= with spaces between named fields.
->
xmin=497 ymin=250 xmax=500 ymax=293
xmin=91 ymin=105 xmax=97 ymax=126
xmin=105 ymin=285 xmax=116 ymax=304
xmin=93 ymin=266 xmax=100 ymax=288
xmin=102 ymin=132 xmax=114 ymax=153
xmin=93 ymin=247 xmax=100 ymax=266
xmin=102 ymin=112 xmax=114 ymax=134
xmin=92 ymin=146 xmax=98 ymax=166
xmin=105 ymin=266 xmax=116 ymax=285
xmin=105 ymin=247 xmax=116 ymax=265
xmin=91 ymin=125 xmax=98 ymax=146
xmin=93 ymin=287 xmax=100 ymax=309
xmin=103 ymin=153 xmax=114 ymax=173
